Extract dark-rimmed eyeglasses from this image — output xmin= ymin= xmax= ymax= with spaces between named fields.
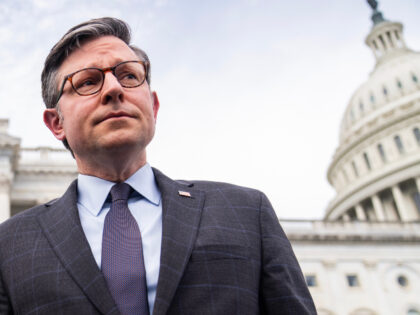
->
xmin=55 ymin=60 xmax=149 ymax=105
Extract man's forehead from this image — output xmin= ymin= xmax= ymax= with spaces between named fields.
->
xmin=59 ymin=35 xmax=137 ymax=74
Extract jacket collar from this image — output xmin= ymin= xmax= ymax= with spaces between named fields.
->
xmin=37 ymin=168 xmax=206 ymax=315
xmin=151 ymin=168 xmax=205 ymax=315
xmin=37 ymin=180 xmax=120 ymax=315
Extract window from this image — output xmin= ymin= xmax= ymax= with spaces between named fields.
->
xmin=408 ymin=309 xmax=420 ymax=315
xmin=397 ymin=80 xmax=403 ymax=89
xmin=363 ymin=152 xmax=371 ymax=170
xmin=377 ymin=143 xmax=387 ymax=162
xmin=413 ymin=73 xmax=418 ymax=83
xmin=359 ymin=101 xmax=364 ymax=112
xmin=346 ymin=274 xmax=360 ymax=287
xmin=413 ymin=127 xmax=420 ymax=145
xmin=370 ymin=93 xmax=375 ymax=104
xmin=383 ymin=86 xmax=388 ymax=96
xmin=352 ymin=161 xmax=359 ymax=177
xmin=394 ymin=135 xmax=405 ymax=154
xmin=397 ymin=275 xmax=408 ymax=287
xmin=305 ymin=275 xmax=317 ymax=287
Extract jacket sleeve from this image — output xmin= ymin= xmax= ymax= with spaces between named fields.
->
xmin=258 ymin=192 xmax=317 ymax=314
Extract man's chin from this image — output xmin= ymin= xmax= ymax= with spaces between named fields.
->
xmin=96 ymin=134 xmax=149 ymax=153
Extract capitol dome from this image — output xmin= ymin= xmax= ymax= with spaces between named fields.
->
xmin=326 ymin=3 xmax=420 ymax=222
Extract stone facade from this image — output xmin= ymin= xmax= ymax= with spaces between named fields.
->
xmin=0 ymin=119 xmax=77 ymax=220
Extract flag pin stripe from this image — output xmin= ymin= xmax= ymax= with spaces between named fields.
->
xmin=178 ymin=190 xmax=191 ymax=198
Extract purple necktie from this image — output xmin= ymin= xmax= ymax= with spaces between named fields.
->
xmin=102 ymin=183 xmax=149 ymax=315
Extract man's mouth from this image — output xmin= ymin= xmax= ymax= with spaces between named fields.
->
xmin=101 ymin=111 xmax=133 ymax=122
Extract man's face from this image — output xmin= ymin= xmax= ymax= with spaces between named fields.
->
xmin=44 ymin=35 xmax=159 ymax=161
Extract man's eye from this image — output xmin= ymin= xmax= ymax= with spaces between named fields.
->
xmin=74 ymin=76 xmax=101 ymax=92
xmin=121 ymin=72 xmax=138 ymax=80
xmin=80 ymin=79 xmax=95 ymax=87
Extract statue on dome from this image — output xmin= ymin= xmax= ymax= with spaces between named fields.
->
xmin=367 ymin=0 xmax=378 ymax=11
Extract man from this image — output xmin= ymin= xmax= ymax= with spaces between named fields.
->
xmin=0 ymin=17 xmax=316 ymax=314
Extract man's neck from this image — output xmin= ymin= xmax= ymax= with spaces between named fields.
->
xmin=75 ymin=150 xmax=148 ymax=182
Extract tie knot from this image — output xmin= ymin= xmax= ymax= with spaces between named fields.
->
xmin=110 ymin=183 xmax=132 ymax=202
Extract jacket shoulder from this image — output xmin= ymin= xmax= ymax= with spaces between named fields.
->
xmin=0 ymin=202 xmax=51 ymax=239
xmin=177 ymin=179 xmax=261 ymax=193
xmin=175 ymin=179 xmax=268 ymax=209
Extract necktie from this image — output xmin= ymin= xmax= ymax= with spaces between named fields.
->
xmin=102 ymin=183 xmax=149 ymax=315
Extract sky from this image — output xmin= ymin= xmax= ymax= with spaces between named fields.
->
xmin=0 ymin=0 xmax=419 ymax=219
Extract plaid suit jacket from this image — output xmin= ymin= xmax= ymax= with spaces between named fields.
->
xmin=0 ymin=168 xmax=316 ymax=314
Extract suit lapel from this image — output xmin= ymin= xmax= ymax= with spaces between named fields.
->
xmin=152 ymin=169 xmax=205 ymax=315
xmin=37 ymin=180 xmax=119 ymax=315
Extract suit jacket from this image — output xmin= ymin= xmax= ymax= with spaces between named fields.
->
xmin=0 ymin=168 xmax=316 ymax=314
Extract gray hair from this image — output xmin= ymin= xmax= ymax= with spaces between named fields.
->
xmin=41 ymin=17 xmax=151 ymax=153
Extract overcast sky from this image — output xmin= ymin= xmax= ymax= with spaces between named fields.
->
xmin=1 ymin=0 xmax=419 ymax=219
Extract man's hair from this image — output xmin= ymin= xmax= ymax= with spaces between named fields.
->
xmin=41 ymin=17 xmax=151 ymax=153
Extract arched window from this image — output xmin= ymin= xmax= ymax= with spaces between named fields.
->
xmin=397 ymin=79 xmax=403 ymax=89
xmin=383 ymin=86 xmax=388 ymax=96
xmin=412 ymin=73 xmax=418 ymax=83
xmin=394 ymin=135 xmax=405 ymax=154
xmin=413 ymin=127 xmax=420 ymax=146
xmin=377 ymin=143 xmax=387 ymax=162
xmin=363 ymin=152 xmax=371 ymax=170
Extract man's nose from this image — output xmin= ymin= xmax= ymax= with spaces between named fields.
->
xmin=100 ymin=71 xmax=124 ymax=104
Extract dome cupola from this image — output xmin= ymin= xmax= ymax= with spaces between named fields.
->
xmin=326 ymin=1 xmax=420 ymax=223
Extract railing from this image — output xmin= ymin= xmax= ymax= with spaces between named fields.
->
xmin=19 ymin=147 xmax=75 ymax=164
xmin=279 ymin=219 xmax=420 ymax=240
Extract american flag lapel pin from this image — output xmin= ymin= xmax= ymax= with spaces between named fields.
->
xmin=178 ymin=190 xmax=192 ymax=198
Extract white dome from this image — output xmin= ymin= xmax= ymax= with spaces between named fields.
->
xmin=339 ymin=21 xmax=420 ymax=146
xmin=326 ymin=8 xmax=420 ymax=223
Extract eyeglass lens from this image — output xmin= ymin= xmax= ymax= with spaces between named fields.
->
xmin=71 ymin=61 xmax=146 ymax=95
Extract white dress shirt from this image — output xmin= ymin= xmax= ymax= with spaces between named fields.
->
xmin=77 ymin=163 xmax=162 ymax=313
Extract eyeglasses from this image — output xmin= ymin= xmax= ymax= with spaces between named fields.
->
xmin=55 ymin=60 xmax=149 ymax=105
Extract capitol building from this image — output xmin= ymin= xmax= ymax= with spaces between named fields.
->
xmin=0 ymin=2 xmax=419 ymax=315
xmin=283 ymin=2 xmax=420 ymax=315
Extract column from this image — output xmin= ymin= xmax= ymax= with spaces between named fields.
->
xmin=382 ymin=31 xmax=393 ymax=50
xmin=391 ymin=185 xmax=410 ymax=221
xmin=371 ymin=194 xmax=385 ymax=221
xmin=355 ymin=204 xmax=367 ymax=221
xmin=369 ymin=42 xmax=380 ymax=59
xmin=390 ymin=30 xmax=400 ymax=48
xmin=376 ymin=35 xmax=386 ymax=53
xmin=415 ymin=177 xmax=420 ymax=193
xmin=0 ymin=179 xmax=11 ymax=223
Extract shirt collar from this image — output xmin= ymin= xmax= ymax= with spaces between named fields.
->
xmin=77 ymin=163 xmax=161 ymax=217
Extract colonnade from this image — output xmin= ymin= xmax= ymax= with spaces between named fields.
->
xmin=342 ymin=178 xmax=420 ymax=222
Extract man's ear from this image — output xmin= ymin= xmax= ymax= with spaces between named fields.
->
xmin=152 ymin=91 xmax=160 ymax=120
xmin=43 ymin=108 xmax=66 ymax=141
